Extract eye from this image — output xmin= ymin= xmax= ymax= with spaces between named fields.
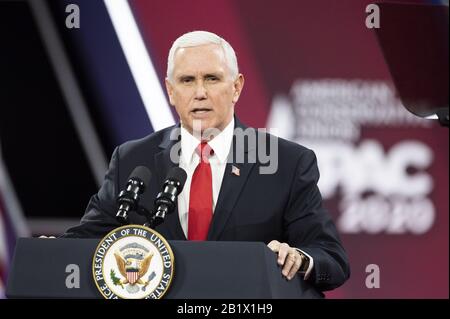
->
xmin=205 ymin=75 xmax=219 ymax=82
xmin=179 ymin=76 xmax=194 ymax=84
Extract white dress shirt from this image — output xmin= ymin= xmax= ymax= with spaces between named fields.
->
xmin=178 ymin=118 xmax=234 ymax=238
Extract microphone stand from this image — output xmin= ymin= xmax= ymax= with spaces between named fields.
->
xmin=142 ymin=208 xmax=166 ymax=229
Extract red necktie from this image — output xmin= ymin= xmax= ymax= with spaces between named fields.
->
xmin=188 ymin=142 xmax=213 ymax=240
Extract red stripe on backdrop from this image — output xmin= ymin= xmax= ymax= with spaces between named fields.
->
xmin=127 ymin=0 xmax=448 ymax=298
xmin=129 ymin=0 xmax=271 ymax=128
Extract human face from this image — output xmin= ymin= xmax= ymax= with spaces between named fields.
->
xmin=165 ymin=44 xmax=244 ymax=138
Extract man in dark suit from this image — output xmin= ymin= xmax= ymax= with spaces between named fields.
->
xmin=63 ymin=31 xmax=350 ymax=292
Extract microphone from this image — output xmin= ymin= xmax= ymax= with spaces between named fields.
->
xmin=116 ymin=166 xmax=152 ymax=224
xmin=148 ymin=167 xmax=187 ymax=228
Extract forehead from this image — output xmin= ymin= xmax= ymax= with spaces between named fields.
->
xmin=172 ymin=44 xmax=227 ymax=75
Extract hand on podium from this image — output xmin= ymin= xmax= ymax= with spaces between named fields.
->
xmin=268 ymin=240 xmax=307 ymax=281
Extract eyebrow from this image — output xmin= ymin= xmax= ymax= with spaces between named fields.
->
xmin=204 ymin=73 xmax=223 ymax=79
xmin=177 ymin=72 xmax=224 ymax=81
xmin=178 ymin=75 xmax=195 ymax=81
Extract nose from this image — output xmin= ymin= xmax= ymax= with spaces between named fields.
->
xmin=194 ymin=81 xmax=207 ymax=100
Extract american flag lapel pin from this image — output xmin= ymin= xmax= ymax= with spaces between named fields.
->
xmin=231 ymin=165 xmax=240 ymax=176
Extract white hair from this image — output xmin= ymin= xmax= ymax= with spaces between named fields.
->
xmin=166 ymin=30 xmax=239 ymax=82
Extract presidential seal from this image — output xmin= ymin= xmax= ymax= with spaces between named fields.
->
xmin=92 ymin=225 xmax=174 ymax=299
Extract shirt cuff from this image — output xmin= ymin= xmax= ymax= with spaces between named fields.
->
xmin=295 ymin=248 xmax=314 ymax=280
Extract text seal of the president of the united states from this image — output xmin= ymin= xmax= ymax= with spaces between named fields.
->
xmin=92 ymin=225 xmax=174 ymax=299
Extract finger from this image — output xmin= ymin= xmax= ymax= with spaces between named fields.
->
xmin=277 ymin=243 xmax=290 ymax=266
xmin=287 ymin=255 xmax=302 ymax=280
xmin=282 ymin=252 xmax=296 ymax=277
xmin=267 ymin=240 xmax=280 ymax=252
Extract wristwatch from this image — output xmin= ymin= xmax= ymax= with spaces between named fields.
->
xmin=298 ymin=251 xmax=310 ymax=272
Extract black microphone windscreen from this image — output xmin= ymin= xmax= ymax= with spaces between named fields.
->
xmin=129 ymin=166 xmax=152 ymax=186
xmin=167 ymin=167 xmax=187 ymax=187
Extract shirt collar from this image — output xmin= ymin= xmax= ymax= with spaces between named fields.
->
xmin=180 ymin=117 xmax=234 ymax=164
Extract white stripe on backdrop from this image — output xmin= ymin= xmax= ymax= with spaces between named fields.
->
xmin=104 ymin=0 xmax=175 ymax=131
xmin=0 ymin=140 xmax=30 ymax=298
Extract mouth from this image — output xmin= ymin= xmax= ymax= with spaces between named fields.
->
xmin=191 ymin=108 xmax=212 ymax=115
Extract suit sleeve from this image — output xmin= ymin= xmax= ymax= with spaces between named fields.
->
xmin=284 ymin=149 xmax=350 ymax=291
xmin=61 ymin=147 xmax=123 ymax=238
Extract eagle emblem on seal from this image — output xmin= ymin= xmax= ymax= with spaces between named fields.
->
xmin=110 ymin=243 xmax=155 ymax=294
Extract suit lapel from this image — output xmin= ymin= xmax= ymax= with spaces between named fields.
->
xmin=207 ymin=119 xmax=257 ymax=240
xmin=154 ymin=125 xmax=187 ymax=240
xmin=155 ymin=119 xmax=257 ymax=241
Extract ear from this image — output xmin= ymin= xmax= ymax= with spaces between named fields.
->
xmin=232 ymin=74 xmax=245 ymax=104
xmin=165 ymin=78 xmax=175 ymax=106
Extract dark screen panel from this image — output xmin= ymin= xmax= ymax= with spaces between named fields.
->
xmin=0 ymin=1 xmax=98 ymax=219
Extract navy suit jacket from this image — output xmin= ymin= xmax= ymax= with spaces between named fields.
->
xmin=63 ymin=119 xmax=350 ymax=291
